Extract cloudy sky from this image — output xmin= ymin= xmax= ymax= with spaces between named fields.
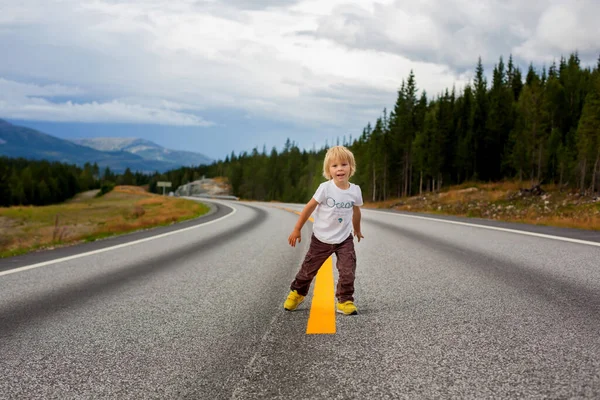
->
xmin=1 ymin=0 xmax=599 ymax=160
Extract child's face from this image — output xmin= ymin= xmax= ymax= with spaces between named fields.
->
xmin=329 ymin=158 xmax=351 ymax=187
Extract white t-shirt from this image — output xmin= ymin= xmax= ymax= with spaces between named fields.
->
xmin=312 ymin=180 xmax=364 ymax=244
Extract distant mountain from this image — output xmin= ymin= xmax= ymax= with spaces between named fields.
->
xmin=72 ymin=137 xmax=212 ymax=167
xmin=0 ymin=119 xmax=197 ymax=173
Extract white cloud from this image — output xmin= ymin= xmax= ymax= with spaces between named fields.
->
xmin=0 ymin=98 xmax=214 ymax=126
xmin=0 ymin=78 xmax=213 ymax=126
xmin=306 ymin=0 xmax=599 ymax=71
xmin=0 ymin=78 xmax=84 ymax=97
xmin=514 ymin=0 xmax=600 ymax=64
xmin=0 ymin=0 xmax=598 ymax=132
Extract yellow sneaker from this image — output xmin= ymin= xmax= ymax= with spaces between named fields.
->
xmin=336 ymin=301 xmax=358 ymax=315
xmin=283 ymin=290 xmax=305 ymax=311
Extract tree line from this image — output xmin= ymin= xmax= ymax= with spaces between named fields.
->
xmin=0 ymin=155 xmax=215 ymax=207
xmin=0 ymin=158 xmax=154 ymax=206
xmin=193 ymin=52 xmax=600 ymax=203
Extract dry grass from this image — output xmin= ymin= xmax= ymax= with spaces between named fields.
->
xmin=531 ymin=214 xmax=600 ymax=230
xmin=0 ymin=185 xmax=210 ymax=258
xmin=67 ymin=189 xmax=101 ymax=202
xmin=114 ymin=185 xmax=152 ymax=196
xmin=364 ymin=181 xmax=600 ymax=231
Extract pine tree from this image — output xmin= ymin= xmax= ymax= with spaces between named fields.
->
xmin=396 ymin=70 xmax=419 ymax=196
xmin=121 ymin=168 xmax=134 ymax=186
xmin=21 ymin=167 xmax=35 ymax=205
xmin=473 ymin=57 xmax=488 ymax=180
xmin=369 ymin=118 xmax=385 ymax=201
xmin=0 ymin=159 xmax=10 ymax=207
xmin=526 ymin=64 xmax=539 ymax=86
xmin=427 ymin=104 xmax=444 ymax=191
xmin=412 ymin=128 xmax=427 ymax=195
xmin=486 ymin=56 xmax=514 ymax=180
xmin=37 ymin=180 xmax=51 ymax=205
xmin=576 ymin=73 xmax=600 ymax=192
xmin=389 ymin=80 xmax=405 ymax=197
xmin=511 ymin=67 xmax=524 ymax=101
xmin=549 ymin=61 xmax=557 ymax=78
xmin=509 ymin=77 xmax=545 ymax=182
xmin=543 ymin=74 xmax=566 ymax=181
xmin=10 ymin=170 xmax=26 ymax=205
xmin=436 ymin=90 xmax=454 ymax=186
xmin=455 ymin=85 xmax=475 ymax=181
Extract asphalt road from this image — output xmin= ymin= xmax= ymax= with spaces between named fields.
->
xmin=1 ymin=200 xmax=600 ymax=399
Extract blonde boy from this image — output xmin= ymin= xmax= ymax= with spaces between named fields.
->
xmin=284 ymin=145 xmax=364 ymax=315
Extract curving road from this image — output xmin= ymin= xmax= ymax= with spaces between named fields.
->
xmin=1 ymin=200 xmax=600 ymax=399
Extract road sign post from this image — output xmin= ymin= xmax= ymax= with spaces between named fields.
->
xmin=157 ymin=181 xmax=172 ymax=195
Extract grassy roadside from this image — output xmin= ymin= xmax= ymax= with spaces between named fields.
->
xmin=2 ymin=181 xmax=597 ymax=259
xmin=0 ymin=186 xmax=210 ymax=258
xmin=364 ymin=181 xmax=600 ymax=231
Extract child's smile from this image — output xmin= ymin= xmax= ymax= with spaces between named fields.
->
xmin=329 ymin=159 xmax=350 ymax=189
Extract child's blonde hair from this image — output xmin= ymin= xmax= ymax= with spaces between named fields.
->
xmin=322 ymin=146 xmax=356 ymax=180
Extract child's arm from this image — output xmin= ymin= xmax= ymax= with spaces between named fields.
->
xmin=288 ymin=198 xmax=319 ymax=247
xmin=352 ymin=205 xmax=364 ymax=242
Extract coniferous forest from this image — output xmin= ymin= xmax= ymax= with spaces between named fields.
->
xmin=1 ymin=52 xmax=600 ymax=207
xmin=196 ymin=53 xmax=600 ymax=203
xmin=0 ymin=158 xmax=153 ymax=206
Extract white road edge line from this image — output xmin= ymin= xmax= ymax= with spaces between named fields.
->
xmin=0 ymin=201 xmax=237 ymax=277
xmin=365 ymin=209 xmax=600 ymax=248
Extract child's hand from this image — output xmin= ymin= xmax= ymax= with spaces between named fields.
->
xmin=354 ymin=230 xmax=364 ymax=242
xmin=288 ymin=229 xmax=302 ymax=247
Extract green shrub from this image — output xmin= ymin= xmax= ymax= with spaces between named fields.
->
xmin=96 ymin=182 xmax=115 ymax=197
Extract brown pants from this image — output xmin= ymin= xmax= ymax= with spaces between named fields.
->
xmin=290 ymin=234 xmax=357 ymax=303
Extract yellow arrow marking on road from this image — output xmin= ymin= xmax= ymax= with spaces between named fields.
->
xmin=306 ymin=256 xmax=336 ymax=334
xmin=280 ymin=206 xmax=336 ymax=334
